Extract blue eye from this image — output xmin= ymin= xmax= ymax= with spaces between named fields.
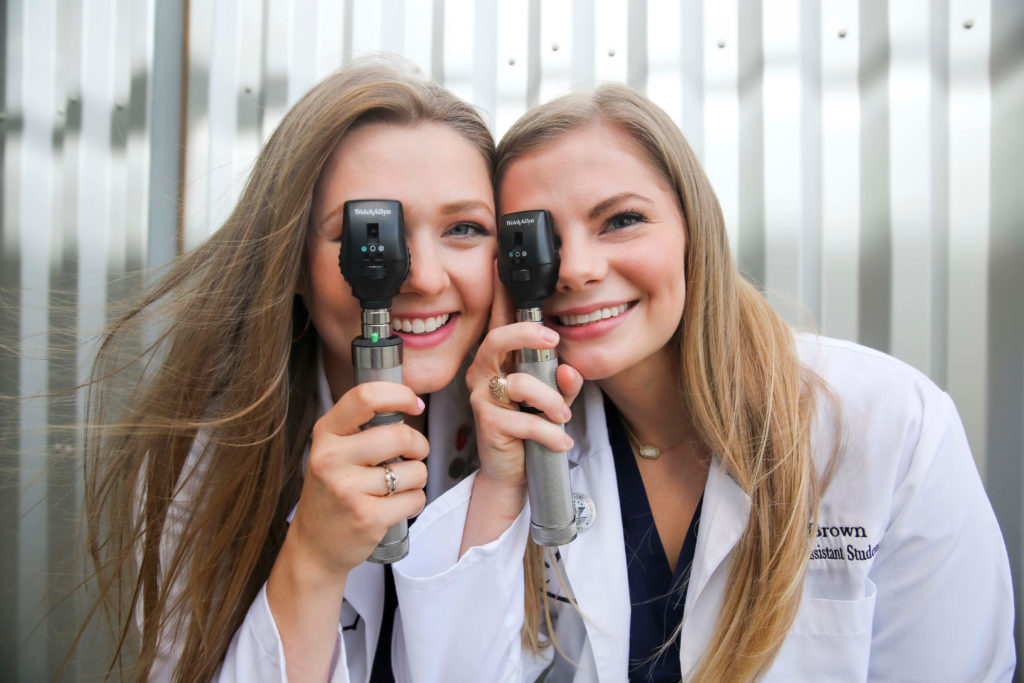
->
xmin=445 ymin=222 xmax=488 ymax=237
xmin=607 ymin=211 xmax=646 ymax=231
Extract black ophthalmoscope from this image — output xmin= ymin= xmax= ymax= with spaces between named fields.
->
xmin=498 ymin=210 xmax=578 ymax=547
xmin=339 ymin=199 xmax=411 ymax=564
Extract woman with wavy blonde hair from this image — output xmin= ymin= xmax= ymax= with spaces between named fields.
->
xmin=393 ymin=83 xmax=1014 ymax=681
xmin=83 ymin=57 xmax=498 ymax=681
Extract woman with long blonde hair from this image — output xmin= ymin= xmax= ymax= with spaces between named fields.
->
xmin=84 ymin=57 xmax=498 ymax=681
xmin=393 ymin=84 xmax=1014 ymax=681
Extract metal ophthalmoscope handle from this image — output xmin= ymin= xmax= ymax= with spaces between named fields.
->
xmin=339 ymin=199 xmax=412 ymax=564
xmin=498 ymin=209 xmax=577 ymax=546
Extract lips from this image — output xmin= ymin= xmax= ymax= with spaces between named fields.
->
xmin=555 ymin=302 xmax=633 ymax=327
xmin=391 ymin=313 xmax=451 ymax=334
xmin=390 ymin=312 xmax=458 ymax=350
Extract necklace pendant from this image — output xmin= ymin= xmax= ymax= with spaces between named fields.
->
xmin=637 ymin=444 xmax=661 ymax=460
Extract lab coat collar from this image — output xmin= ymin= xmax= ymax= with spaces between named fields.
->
xmin=563 ymin=383 xmax=751 ymax=681
xmin=678 ymin=455 xmax=751 ymax=676
xmin=687 ymin=456 xmax=751 ymax=605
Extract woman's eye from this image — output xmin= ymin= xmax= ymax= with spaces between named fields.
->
xmin=606 ymin=211 xmax=646 ymax=231
xmin=445 ymin=222 xmax=488 ymax=237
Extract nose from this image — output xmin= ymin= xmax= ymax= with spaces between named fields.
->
xmin=400 ymin=231 xmax=449 ymax=297
xmin=556 ymin=228 xmax=606 ymax=293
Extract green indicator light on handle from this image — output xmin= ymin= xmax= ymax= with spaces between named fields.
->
xmin=371 ymin=332 xmax=379 ymax=343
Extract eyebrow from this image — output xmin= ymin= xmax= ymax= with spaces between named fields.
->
xmin=437 ymin=199 xmax=494 ymax=216
xmin=588 ymin=192 xmax=654 ymax=220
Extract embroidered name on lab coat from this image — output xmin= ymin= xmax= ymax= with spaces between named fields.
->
xmin=809 ymin=523 xmax=879 ymax=561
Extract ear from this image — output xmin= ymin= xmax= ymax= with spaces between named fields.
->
xmin=295 ymin=265 xmax=310 ymax=298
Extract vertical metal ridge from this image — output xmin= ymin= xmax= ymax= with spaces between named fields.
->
xmin=857 ymin=0 xmax=891 ymax=353
xmin=572 ymin=0 xmax=595 ymax=87
xmin=0 ymin=2 xmax=22 ymax=677
xmin=737 ymin=0 xmax=765 ymax=287
xmin=46 ymin=0 xmax=81 ymax=673
xmin=679 ymin=0 xmax=703 ymax=157
xmin=473 ymin=0 xmax=497 ymax=130
xmin=800 ymin=0 xmax=822 ymax=326
xmin=627 ymin=0 xmax=648 ymax=93
xmin=431 ymin=0 xmax=445 ymax=83
xmin=928 ymin=0 xmax=950 ymax=387
xmin=947 ymin=0 xmax=992 ymax=479
xmin=526 ymin=0 xmax=541 ymax=108
xmin=151 ymin=0 xmax=185 ymax=267
xmin=987 ymin=0 xmax=1024 ymax=668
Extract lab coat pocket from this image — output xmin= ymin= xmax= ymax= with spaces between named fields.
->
xmin=764 ymin=579 xmax=877 ymax=683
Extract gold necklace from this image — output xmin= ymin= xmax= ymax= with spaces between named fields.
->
xmin=621 ymin=418 xmax=689 ymax=460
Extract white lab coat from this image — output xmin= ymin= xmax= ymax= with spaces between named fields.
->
xmin=151 ymin=357 xmax=479 ymax=682
xmin=394 ymin=334 xmax=1015 ymax=682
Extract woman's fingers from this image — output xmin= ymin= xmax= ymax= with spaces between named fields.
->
xmin=478 ymin=406 xmax=574 ymax=454
xmin=556 ymin=362 xmax=585 ymax=407
xmin=500 ymin=372 xmax=573 ymax=424
xmin=467 ymin=321 xmax=559 ymax=384
xmin=487 ymin=261 xmax=516 ymax=332
xmin=312 ymin=454 xmax=428 ymax=499
xmin=314 ymin=381 xmax=425 ymax=439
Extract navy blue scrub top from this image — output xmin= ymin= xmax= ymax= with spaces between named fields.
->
xmin=605 ymin=393 xmax=702 ymax=683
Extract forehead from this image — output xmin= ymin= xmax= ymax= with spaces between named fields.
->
xmin=317 ymin=121 xmax=493 ymax=211
xmin=498 ymin=122 xmax=670 ymax=211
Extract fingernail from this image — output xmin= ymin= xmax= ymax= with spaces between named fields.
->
xmin=541 ymin=328 xmax=559 ymax=345
xmin=416 ymin=397 xmax=426 ymax=413
xmin=563 ymin=435 xmax=575 ymax=450
xmin=562 ymin=405 xmax=572 ymax=422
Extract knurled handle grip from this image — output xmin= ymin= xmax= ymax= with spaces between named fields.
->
xmin=354 ymin=354 xmax=409 ymax=563
xmin=515 ymin=356 xmax=577 ymax=546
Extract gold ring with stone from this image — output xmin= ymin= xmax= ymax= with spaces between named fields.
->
xmin=488 ymin=374 xmax=510 ymax=404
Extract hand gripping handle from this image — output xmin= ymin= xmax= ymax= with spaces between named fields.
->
xmin=515 ymin=354 xmax=577 ymax=546
xmin=353 ymin=346 xmax=409 ymax=564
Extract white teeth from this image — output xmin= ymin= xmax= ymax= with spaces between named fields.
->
xmin=391 ymin=313 xmax=451 ymax=335
xmin=557 ymin=303 xmax=630 ymax=327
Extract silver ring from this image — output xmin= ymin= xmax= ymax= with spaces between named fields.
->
xmin=488 ymin=374 xmax=510 ymax=404
xmin=383 ymin=465 xmax=398 ymax=496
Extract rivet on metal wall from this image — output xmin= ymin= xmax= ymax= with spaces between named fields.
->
xmin=116 ymin=103 xmax=124 ymax=110
xmin=717 ymin=39 xmax=726 ymax=48
xmin=508 ymin=57 xmax=516 ymax=66
xmin=963 ymin=18 xmax=974 ymax=29
xmin=838 ymin=28 xmax=848 ymax=39
xmin=244 ymin=86 xmax=252 ymax=94
xmin=607 ymin=48 xmax=616 ymax=57
xmin=551 ymin=43 xmax=559 ymax=51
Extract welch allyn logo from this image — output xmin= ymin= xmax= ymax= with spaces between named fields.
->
xmin=353 ymin=208 xmax=392 ymax=217
xmin=504 ymin=217 xmax=536 ymax=226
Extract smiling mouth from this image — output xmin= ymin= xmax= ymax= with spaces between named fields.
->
xmin=391 ymin=313 xmax=451 ymax=334
xmin=556 ymin=303 xmax=633 ymax=327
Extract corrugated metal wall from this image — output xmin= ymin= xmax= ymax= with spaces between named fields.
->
xmin=2 ymin=1 xmax=1021 ymax=680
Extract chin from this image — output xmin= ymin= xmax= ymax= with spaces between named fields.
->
xmin=560 ymin=348 xmax=626 ymax=383
xmin=404 ymin=365 xmax=455 ymax=396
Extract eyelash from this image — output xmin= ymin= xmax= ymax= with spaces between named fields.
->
xmin=445 ymin=221 xmax=490 ymax=238
xmin=605 ymin=210 xmax=647 ymax=232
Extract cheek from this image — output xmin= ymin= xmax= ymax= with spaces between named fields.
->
xmin=308 ymin=248 xmax=357 ymax=317
xmin=453 ymin=253 xmax=494 ymax=320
